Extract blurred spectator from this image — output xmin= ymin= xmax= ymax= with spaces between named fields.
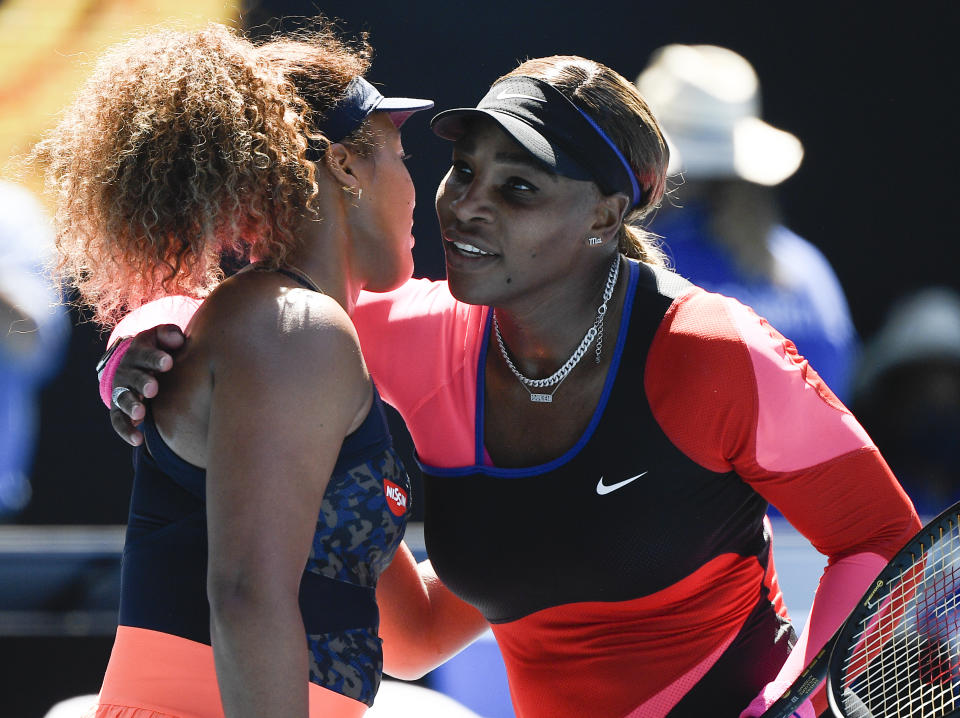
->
xmin=852 ymin=287 xmax=960 ymax=517
xmin=0 ymin=180 xmax=70 ymax=520
xmin=636 ymin=44 xmax=858 ymax=402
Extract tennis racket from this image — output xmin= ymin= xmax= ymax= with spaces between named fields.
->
xmin=760 ymin=500 xmax=960 ymax=718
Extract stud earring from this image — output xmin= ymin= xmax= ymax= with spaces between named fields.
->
xmin=587 ymin=237 xmax=602 ymax=246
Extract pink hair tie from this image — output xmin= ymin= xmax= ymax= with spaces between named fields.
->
xmin=97 ymin=337 xmax=134 ymax=409
xmin=633 ymin=166 xmax=657 ymax=201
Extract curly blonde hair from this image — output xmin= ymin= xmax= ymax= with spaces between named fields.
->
xmin=32 ymin=22 xmax=371 ymax=326
xmin=501 ymin=57 xmax=670 ymax=267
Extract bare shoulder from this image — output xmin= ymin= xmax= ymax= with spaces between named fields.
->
xmin=200 ymin=271 xmax=369 ymax=402
xmin=209 ymin=270 xmax=357 ymax=338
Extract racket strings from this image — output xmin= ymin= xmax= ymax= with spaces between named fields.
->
xmin=838 ymin=516 xmax=960 ymax=717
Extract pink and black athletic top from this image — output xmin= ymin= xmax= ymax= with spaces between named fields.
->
xmin=352 ymin=259 xmax=919 ymax=718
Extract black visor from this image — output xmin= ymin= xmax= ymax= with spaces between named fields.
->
xmin=322 ymin=77 xmax=434 ymax=143
xmin=431 ymin=76 xmax=641 ymax=206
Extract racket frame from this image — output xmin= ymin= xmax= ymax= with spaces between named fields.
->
xmin=759 ymin=501 xmax=960 ymax=718
xmin=826 ymin=506 xmax=960 ymax=718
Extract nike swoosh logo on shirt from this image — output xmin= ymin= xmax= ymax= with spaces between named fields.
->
xmin=595 ymin=472 xmax=648 ymax=495
xmin=495 ymin=91 xmax=544 ymax=102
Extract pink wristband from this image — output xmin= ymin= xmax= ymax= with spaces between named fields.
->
xmin=98 ymin=337 xmax=134 ymax=408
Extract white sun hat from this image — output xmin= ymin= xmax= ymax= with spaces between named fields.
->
xmin=635 ymin=44 xmax=804 ymax=186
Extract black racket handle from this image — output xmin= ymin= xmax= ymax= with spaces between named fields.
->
xmin=757 ymin=644 xmax=830 ymax=718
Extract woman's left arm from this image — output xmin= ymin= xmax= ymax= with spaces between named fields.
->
xmin=204 ymin=291 xmax=369 ymax=718
xmin=732 ymin=316 xmax=920 ymax=717
xmin=646 ymin=290 xmax=920 ymax=717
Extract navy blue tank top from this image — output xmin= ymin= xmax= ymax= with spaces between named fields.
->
xmin=118 ymin=269 xmax=411 ymax=706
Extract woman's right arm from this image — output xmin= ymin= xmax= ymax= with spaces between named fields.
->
xmin=376 ymin=541 xmax=489 ymax=680
xmin=98 ymin=295 xmax=200 ymax=444
xmin=102 ymin=280 xmax=432 ymax=442
xmin=104 ymin=280 xmax=445 ymax=443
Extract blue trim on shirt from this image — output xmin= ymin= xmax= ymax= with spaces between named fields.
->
xmin=419 ymin=258 xmax=640 ymax=478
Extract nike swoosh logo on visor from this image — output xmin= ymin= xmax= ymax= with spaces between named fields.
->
xmin=495 ymin=91 xmax=544 ymax=102
xmin=596 ymin=472 xmax=648 ymax=495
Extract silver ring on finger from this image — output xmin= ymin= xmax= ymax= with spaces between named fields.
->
xmin=111 ymin=386 xmax=132 ymax=408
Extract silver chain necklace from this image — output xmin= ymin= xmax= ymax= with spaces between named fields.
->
xmin=493 ymin=254 xmax=620 ymax=403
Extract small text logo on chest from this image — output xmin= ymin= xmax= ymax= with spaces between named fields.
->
xmin=384 ymin=480 xmax=408 ymax=516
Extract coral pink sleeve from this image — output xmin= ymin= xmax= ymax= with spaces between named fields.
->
xmin=353 ymin=280 xmax=486 ymax=467
xmin=97 ymin=296 xmax=202 ymax=408
xmin=645 ymin=289 xmax=919 ymax=560
xmin=646 ymin=289 xmax=920 ymax=715
xmin=737 ymin=551 xmax=892 ymax=716
xmin=106 ymin=296 xmax=202 ymax=346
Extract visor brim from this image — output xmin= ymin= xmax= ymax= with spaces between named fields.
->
xmin=375 ymin=97 xmax=434 ymax=129
xmin=431 ymin=108 xmax=591 ymax=181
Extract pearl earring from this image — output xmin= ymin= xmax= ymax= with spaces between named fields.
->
xmin=587 ymin=237 xmax=602 ymax=246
